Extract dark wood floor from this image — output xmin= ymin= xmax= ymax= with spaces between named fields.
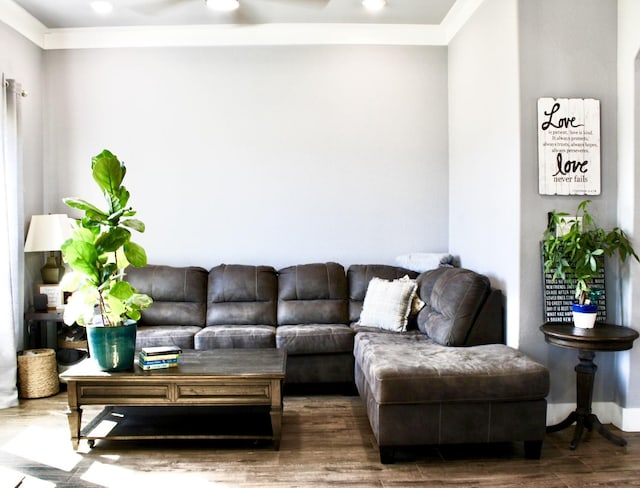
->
xmin=1 ymin=389 xmax=640 ymax=487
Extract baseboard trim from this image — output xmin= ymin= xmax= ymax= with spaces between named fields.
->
xmin=547 ymin=402 xmax=640 ymax=432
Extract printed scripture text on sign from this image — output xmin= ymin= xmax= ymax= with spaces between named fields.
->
xmin=538 ymin=98 xmax=600 ymax=195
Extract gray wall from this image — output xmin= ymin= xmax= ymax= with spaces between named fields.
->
xmin=0 ymin=21 xmax=43 ymax=223
xmin=0 ymin=20 xmax=43 ymax=347
xmin=43 ymin=45 xmax=449 ymax=270
xmin=448 ymin=0 xmax=521 ymax=346
xmin=450 ymin=0 xmax=620 ymax=410
xmin=617 ymin=0 xmax=640 ymax=416
xmin=518 ymin=0 xmax=618 ymax=407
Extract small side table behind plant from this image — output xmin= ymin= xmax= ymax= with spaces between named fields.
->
xmin=540 ymin=322 xmax=638 ymax=449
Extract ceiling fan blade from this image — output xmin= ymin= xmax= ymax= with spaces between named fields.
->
xmin=129 ymin=0 xmax=187 ymax=16
xmin=260 ymin=0 xmax=330 ymax=10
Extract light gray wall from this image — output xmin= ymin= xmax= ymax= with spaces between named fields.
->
xmin=43 ymin=45 xmax=449 ymax=270
xmin=450 ymin=0 xmax=620 ymax=410
xmin=0 ymin=20 xmax=43 ymax=345
xmin=518 ymin=0 xmax=618 ymax=406
xmin=617 ymin=0 xmax=640 ymax=412
xmin=0 ymin=21 xmax=43 ymax=223
xmin=448 ymin=0 xmax=521 ymax=346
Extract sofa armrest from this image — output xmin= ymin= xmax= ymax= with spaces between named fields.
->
xmin=464 ymin=288 xmax=504 ymax=345
xmin=416 ymin=267 xmax=503 ymax=346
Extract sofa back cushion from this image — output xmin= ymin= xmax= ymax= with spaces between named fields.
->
xmin=416 ymin=267 xmax=491 ymax=346
xmin=277 ymin=262 xmax=348 ymax=325
xmin=207 ymin=264 xmax=278 ymax=326
xmin=347 ymin=264 xmax=418 ymax=323
xmin=125 ymin=264 xmax=208 ymax=327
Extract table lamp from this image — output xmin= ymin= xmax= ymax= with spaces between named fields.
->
xmin=24 ymin=214 xmax=73 ymax=284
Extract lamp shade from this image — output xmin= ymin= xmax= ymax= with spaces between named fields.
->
xmin=24 ymin=214 xmax=73 ymax=252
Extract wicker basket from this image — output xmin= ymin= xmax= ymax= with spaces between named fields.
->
xmin=57 ymin=338 xmax=88 ymax=350
xmin=57 ymin=324 xmax=88 ymax=351
xmin=17 ymin=349 xmax=59 ymax=399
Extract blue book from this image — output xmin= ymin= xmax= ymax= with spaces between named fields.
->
xmin=138 ymin=355 xmax=179 ymax=366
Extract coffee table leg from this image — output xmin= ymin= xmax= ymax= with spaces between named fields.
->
xmin=270 ymin=379 xmax=283 ymax=450
xmin=66 ymin=381 xmax=82 ymax=450
xmin=67 ymin=407 xmax=82 ymax=450
xmin=270 ymin=407 xmax=282 ymax=450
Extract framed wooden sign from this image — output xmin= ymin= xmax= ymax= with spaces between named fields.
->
xmin=538 ymin=98 xmax=601 ymax=195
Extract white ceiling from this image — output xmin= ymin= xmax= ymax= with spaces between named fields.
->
xmin=12 ymin=0 xmax=457 ymax=28
xmin=1 ymin=0 xmax=482 ymax=48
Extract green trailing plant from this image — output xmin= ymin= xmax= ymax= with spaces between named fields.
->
xmin=543 ymin=199 xmax=639 ymax=305
xmin=60 ymin=149 xmax=153 ymax=326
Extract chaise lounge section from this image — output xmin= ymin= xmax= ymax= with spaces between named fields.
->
xmin=351 ymin=266 xmax=549 ymax=463
xmin=124 ymin=261 xmax=549 ymax=462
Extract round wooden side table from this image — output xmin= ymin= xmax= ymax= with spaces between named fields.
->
xmin=540 ymin=322 xmax=639 ymax=450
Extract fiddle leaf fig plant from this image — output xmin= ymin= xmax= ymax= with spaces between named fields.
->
xmin=60 ymin=149 xmax=153 ymax=327
xmin=543 ymin=199 xmax=639 ymax=305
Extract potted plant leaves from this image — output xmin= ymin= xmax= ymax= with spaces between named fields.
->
xmin=60 ymin=149 xmax=153 ymax=370
xmin=542 ymin=200 xmax=639 ymax=328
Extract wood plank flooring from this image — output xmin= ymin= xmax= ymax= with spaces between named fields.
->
xmin=1 ymin=389 xmax=640 ymax=487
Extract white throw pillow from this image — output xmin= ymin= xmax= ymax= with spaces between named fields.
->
xmin=358 ymin=277 xmax=418 ymax=332
xmin=395 ymin=252 xmax=455 ymax=272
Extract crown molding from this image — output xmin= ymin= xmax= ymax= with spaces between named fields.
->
xmin=441 ymin=0 xmax=485 ymax=43
xmin=1 ymin=0 xmax=483 ymax=50
xmin=42 ymin=23 xmax=446 ymax=49
xmin=0 ymin=0 xmax=46 ymax=48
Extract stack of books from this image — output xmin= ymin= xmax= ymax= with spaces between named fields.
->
xmin=138 ymin=346 xmax=182 ymax=370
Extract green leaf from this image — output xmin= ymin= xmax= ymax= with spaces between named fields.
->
xmin=61 ymin=240 xmax=99 ymax=282
xmin=63 ymin=198 xmax=108 ymax=219
xmin=124 ymin=241 xmax=147 ymax=267
xmin=121 ymin=218 xmax=145 ymax=233
xmin=92 ymin=150 xmax=125 ymax=196
xmin=95 ymin=227 xmax=131 ymax=253
xmin=130 ymin=293 xmax=153 ymax=309
xmin=105 ymin=294 xmax=126 ymax=322
xmin=127 ymin=310 xmax=141 ymax=321
xmin=110 ymin=280 xmax=134 ymax=300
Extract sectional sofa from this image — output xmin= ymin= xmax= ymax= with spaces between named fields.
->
xmin=125 ymin=262 xmax=549 ymax=463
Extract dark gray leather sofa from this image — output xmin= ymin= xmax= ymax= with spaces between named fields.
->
xmin=125 ymin=262 xmax=549 ymax=463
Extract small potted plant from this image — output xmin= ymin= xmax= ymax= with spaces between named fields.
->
xmin=60 ymin=149 xmax=153 ymax=370
xmin=543 ymin=200 xmax=639 ymax=328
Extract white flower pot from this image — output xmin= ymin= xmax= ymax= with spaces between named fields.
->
xmin=572 ymin=303 xmax=598 ymax=329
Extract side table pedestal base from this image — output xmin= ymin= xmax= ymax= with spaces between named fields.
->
xmin=546 ymin=349 xmax=627 ymax=450
xmin=540 ymin=322 xmax=639 ymax=451
xmin=547 ymin=411 xmax=627 ymax=450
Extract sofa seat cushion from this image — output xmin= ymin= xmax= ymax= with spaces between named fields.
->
xmin=194 ymin=325 xmax=276 ymax=349
xmin=276 ymin=324 xmax=354 ymax=355
xmin=354 ymin=332 xmax=549 ymax=405
xmin=135 ymin=325 xmax=201 ymax=350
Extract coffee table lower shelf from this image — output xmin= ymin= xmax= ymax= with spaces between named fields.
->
xmin=80 ymin=405 xmax=275 ymax=448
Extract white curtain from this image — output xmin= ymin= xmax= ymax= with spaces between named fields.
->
xmin=0 ymin=75 xmax=24 ymax=408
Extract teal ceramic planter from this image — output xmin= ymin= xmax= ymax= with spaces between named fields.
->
xmin=87 ymin=321 xmax=137 ymax=371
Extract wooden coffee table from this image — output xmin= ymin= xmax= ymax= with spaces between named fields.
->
xmin=60 ymin=349 xmax=286 ymax=450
